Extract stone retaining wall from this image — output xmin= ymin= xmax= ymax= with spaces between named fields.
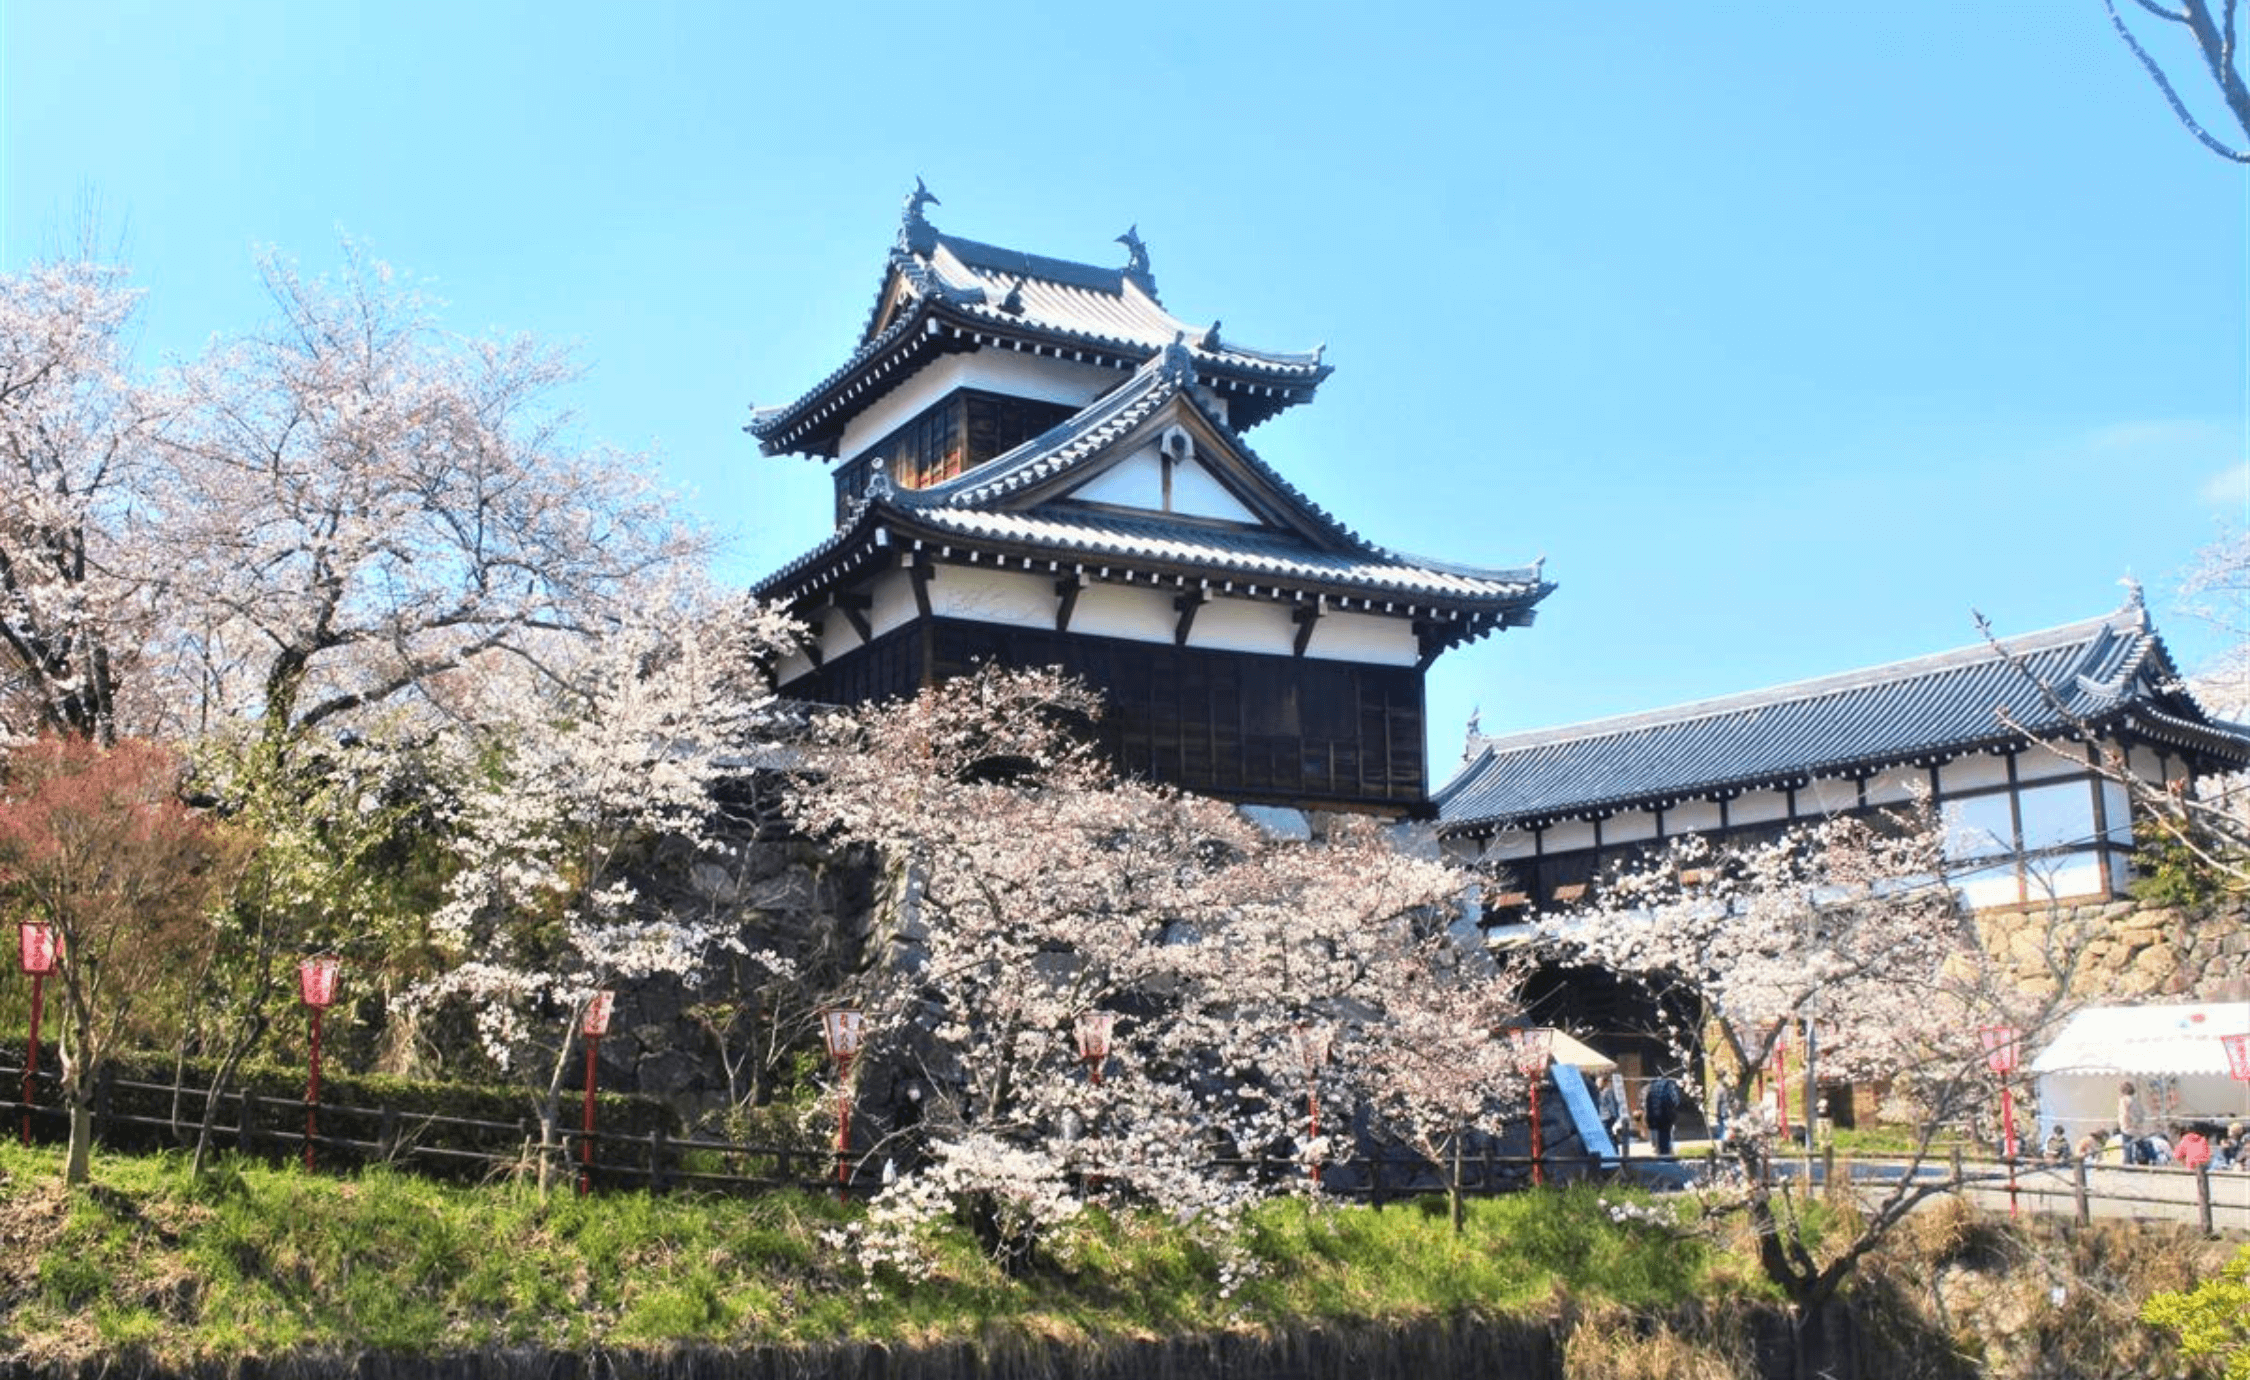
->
xmin=1974 ymin=896 xmax=2250 ymax=1004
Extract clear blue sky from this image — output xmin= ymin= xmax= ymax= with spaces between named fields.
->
xmin=6 ymin=2 xmax=2245 ymax=772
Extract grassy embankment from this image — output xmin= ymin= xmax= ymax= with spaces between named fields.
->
xmin=0 ymin=1137 xmax=1731 ymax=1367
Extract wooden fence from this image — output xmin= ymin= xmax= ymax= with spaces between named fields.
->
xmin=4 ymin=1055 xmax=2237 ymax=1231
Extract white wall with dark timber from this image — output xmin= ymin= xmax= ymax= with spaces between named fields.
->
xmin=837 ymin=350 xmax=1116 ymax=462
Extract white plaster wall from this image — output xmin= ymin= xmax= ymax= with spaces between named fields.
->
xmin=2026 ymin=852 xmax=2107 ymax=904
xmin=2014 ymin=747 xmax=2089 ymax=783
xmin=1864 ymin=766 xmax=1927 ymax=807
xmin=1485 ymin=828 xmax=1539 ymax=861
xmin=775 ymin=648 xmax=815 ymax=688
xmin=1070 ymin=583 xmax=1177 ymax=642
xmin=867 ymin=569 xmax=919 ymax=641
xmin=1072 ymin=446 xmax=1166 ymax=509
xmin=1544 ymin=819 xmax=1597 ymax=853
xmin=1306 ymin=608 xmax=1418 ymax=667
xmin=1732 ymin=790 xmax=1789 ymax=825
xmin=1190 ymin=597 xmax=1298 ymax=657
xmin=1940 ymin=754 xmax=2012 ymax=793
xmin=2125 ymin=745 xmax=2170 ymax=783
xmin=1664 ymin=799 xmax=1724 ymax=834
xmin=838 ymin=351 xmax=1117 ymax=461
xmin=929 ymin=564 xmax=1056 ymax=628
xmin=1956 ymin=865 xmax=2023 ymax=910
xmin=1169 ymin=456 xmax=1259 ymax=522
xmin=1603 ymin=810 xmax=1658 ymax=844
xmin=1799 ymin=777 xmax=1859 ymax=816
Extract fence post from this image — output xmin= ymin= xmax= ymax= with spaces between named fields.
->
xmin=1370 ymin=1151 xmax=1387 ymax=1210
xmin=2072 ymin=1154 xmax=2091 ymax=1226
xmin=1950 ymin=1145 xmax=1964 ymax=1199
xmin=237 ymin=1091 xmax=254 ymax=1155
xmin=649 ymin=1126 xmax=668 ymax=1195
xmin=378 ymin=1105 xmax=398 ymax=1162
xmin=775 ymin=1148 xmax=791 ymax=1190
xmin=93 ymin=1064 xmax=114 ymax=1146
xmin=2195 ymin=1163 xmax=2214 ymax=1237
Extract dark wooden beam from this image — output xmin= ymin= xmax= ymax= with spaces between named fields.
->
xmin=834 ymin=591 xmax=873 ymax=644
xmin=1293 ymin=598 xmax=1323 ymax=657
xmin=1173 ymin=588 xmax=1209 ymax=646
xmin=1055 ymin=574 xmax=1086 ymax=633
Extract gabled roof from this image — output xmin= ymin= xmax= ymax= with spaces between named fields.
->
xmin=752 ymin=346 xmax=1550 ymax=653
xmin=747 ymin=185 xmax=1333 ymax=457
xmin=1435 ymin=596 xmax=2250 ymax=835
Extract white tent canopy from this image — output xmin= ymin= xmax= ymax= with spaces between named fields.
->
xmin=2031 ymin=1001 xmax=2250 ymax=1142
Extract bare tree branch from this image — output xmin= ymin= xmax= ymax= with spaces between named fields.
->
xmin=2106 ymin=0 xmax=2250 ymax=161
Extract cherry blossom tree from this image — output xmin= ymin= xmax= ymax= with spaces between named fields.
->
xmin=785 ymin=667 xmax=1472 ymax=1274
xmin=0 ymin=736 xmax=244 ymax=1184
xmin=0 ymin=253 xmax=163 ymax=744
xmin=1352 ymin=937 xmax=1529 ymax=1232
xmin=404 ymin=584 xmax=797 ymax=1190
xmin=146 ymin=242 xmax=703 ymax=756
xmin=1534 ymin=810 xmax=2060 ymax=1368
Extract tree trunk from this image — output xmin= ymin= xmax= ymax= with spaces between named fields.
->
xmin=1449 ymin=1139 xmax=1466 ymax=1234
xmin=65 ymin=1093 xmax=94 ymax=1185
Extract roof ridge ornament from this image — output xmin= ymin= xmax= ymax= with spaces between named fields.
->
xmin=899 ymin=177 xmax=940 ymax=256
xmin=1117 ymin=224 xmax=1157 ymax=297
xmin=2121 ymin=573 xmax=2149 ymax=628
xmin=1158 ymin=332 xmax=1199 ymax=387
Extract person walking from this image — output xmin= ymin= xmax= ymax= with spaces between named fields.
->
xmin=2117 ymin=1081 xmax=2151 ymax=1166
xmin=1598 ymin=1070 xmax=1633 ymax=1158
xmin=1644 ymin=1072 xmax=1683 ymax=1158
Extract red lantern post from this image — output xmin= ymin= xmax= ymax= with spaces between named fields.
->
xmin=821 ymin=1007 xmax=865 ymax=1197
xmin=1978 ymin=1024 xmax=2021 ymax=1217
xmin=18 ymin=922 xmax=57 ymax=1146
xmin=1773 ymin=1023 xmax=1791 ymax=1143
xmin=578 ymin=990 xmax=615 ymax=1197
xmin=297 ymin=955 xmax=340 ymax=1172
xmin=1291 ymin=1022 xmax=1334 ymax=1186
xmin=1509 ymin=1026 xmax=1556 ymax=1186
xmin=1074 ymin=1011 xmax=1114 ymax=1086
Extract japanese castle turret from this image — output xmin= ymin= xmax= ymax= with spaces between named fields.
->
xmin=749 ymin=185 xmax=1551 ymax=815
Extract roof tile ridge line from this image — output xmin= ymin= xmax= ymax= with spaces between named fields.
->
xmin=1170 ymin=386 xmax=1382 ymax=555
xmin=755 ymin=290 xmax=929 ymax=439
xmin=940 ymin=229 xmax=1134 ymax=287
xmin=1431 ymin=743 xmax=1502 ymax=807
xmin=750 ymin=500 xmax=884 ymax=595
xmin=946 ymin=294 xmax=1329 ymax=373
xmin=1376 ymin=544 xmax=1549 ymax=588
xmin=1463 ymin=610 xmax=2137 ymax=755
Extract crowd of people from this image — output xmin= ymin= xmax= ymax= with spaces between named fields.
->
xmin=2042 ymin=1082 xmax=2249 ymax=1169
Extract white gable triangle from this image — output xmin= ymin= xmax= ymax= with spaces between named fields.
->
xmin=1065 ymin=442 xmax=1263 ymax=524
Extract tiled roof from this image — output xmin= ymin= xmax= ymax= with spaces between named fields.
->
xmin=752 ymin=345 xmax=1550 ymax=623
xmin=907 ymin=345 xmax=1373 ymax=552
xmin=924 ymin=234 xmax=1328 ymax=375
xmin=1434 ymin=600 xmax=2250 ymax=833
xmin=887 ymin=506 xmax=1546 ymax=606
xmin=748 ymin=198 xmax=1330 ymax=456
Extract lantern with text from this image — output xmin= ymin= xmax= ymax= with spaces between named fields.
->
xmin=17 ymin=922 xmax=57 ymax=1147
xmin=297 ymin=955 xmax=340 ymax=1172
xmin=822 ymin=1007 xmax=865 ymax=1195
xmin=1074 ymin=1011 xmax=1114 ymax=1086
xmin=1979 ymin=1024 xmax=2022 ymax=1217
xmin=1292 ymin=1022 xmax=1335 ymax=1186
xmin=2223 ymin=1033 xmax=2250 ymax=1083
xmin=1509 ymin=1026 xmax=1556 ymax=1186
xmin=577 ymin=990 xmax=616 ymax=1196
